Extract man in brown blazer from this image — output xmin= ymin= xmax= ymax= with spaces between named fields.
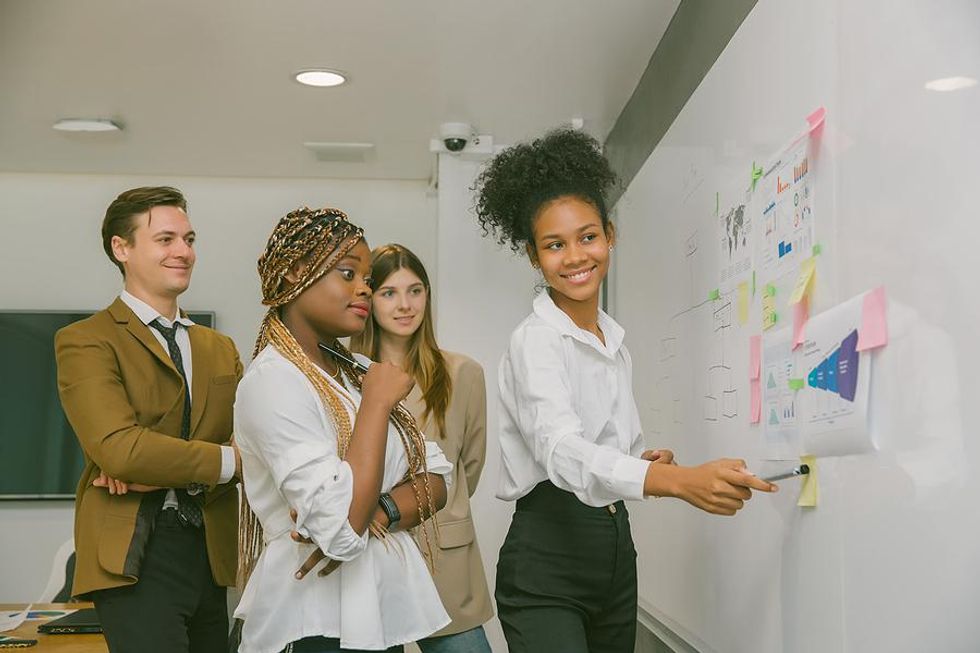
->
xmin=55 ymin=186 xmax=241 ymax=653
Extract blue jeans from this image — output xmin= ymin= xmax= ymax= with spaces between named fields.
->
xmin=417 ymin=626 xmax=492 ymax=653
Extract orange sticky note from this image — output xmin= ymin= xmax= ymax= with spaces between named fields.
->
xmin=749 ymin=335 xmax=761 ymax=380
xmin=857 ymin=286 xmax=888 ymax=351
xmin=750 ymin=379 xmax=761 ymax=424
xmin=792 ymin=298 xmax=808 ymax=350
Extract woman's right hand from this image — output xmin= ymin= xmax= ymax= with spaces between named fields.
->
xmin=358 ymin=360 xmax=415 ymax=410
xmin=674 ymin=459 xmax=777 ymax=516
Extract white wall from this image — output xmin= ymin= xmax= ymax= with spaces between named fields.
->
xmin=0 ymin=171 xmax=435 ymax=601
xmin=432 ymin=154 xmax=538 ymax=651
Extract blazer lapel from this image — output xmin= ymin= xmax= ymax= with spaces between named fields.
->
xmin=188 ymin=325 xmax=211 ymax=437
xmin=108 ymin=297 xmax=179 ymax=375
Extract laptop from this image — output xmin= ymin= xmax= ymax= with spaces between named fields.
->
xmin=36 ymin=608 xmax=101 ymax=635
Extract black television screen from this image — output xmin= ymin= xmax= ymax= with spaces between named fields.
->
xmin=0 ymin=310 xmax=215 ymax=499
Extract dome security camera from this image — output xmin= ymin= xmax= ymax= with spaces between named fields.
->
xmin=439 ymin=122 xmax=473 ymax=152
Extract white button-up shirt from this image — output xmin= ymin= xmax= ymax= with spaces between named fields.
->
xmin=233 ymin=346 xmax=453 ymax=653
xmin=497 ymin=290 xmax=651 ymax=507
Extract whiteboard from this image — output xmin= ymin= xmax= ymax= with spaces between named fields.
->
xmin=613 ymin=1 xmax=980 ymax=651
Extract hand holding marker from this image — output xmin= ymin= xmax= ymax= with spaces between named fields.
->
xmin=761 ymin=464 xmax=810 ymax=483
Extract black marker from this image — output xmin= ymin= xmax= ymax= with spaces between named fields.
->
xmin=317 ymin=342 xmax=371 ymax=374
xmin=761 ymin=464 xmax=810 ymax=483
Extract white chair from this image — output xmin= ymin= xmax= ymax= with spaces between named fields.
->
xmin=37 ymin=537 xmax=75 ymax=603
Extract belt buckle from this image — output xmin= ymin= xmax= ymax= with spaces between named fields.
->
xmin=607 ymin=504 xmax=618 ymax=515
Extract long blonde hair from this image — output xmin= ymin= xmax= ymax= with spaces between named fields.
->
xmin=350 ymin=244 xmax=453 ymax=438
xmin=238 ymin=209 xmax=437 ymax=586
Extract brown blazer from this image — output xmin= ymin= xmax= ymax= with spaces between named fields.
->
xmin=406 ymin=351 xmax=493 ymax=636
xmin=55 ymin=297 xmax=241 ymax=598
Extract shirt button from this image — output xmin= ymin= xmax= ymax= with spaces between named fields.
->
xmin=608 ymin=504 xmax=617 ymax=515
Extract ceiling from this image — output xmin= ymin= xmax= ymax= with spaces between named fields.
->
xmin=0 ymin=0 xmax=679 ymax=180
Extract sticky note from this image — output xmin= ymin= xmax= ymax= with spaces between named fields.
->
xmin=789 ymin=257 xmax=816 ymax=304
xmin=749 ymin=335 xmax=761 ymax=380
xmin=788 ymin=378 xmax=805 ymax=390
xmin=812 ymin=243 xmax=822 ymax=256
xmin=856 ymin=286 xmax=888 ymax=351
xmin=806 ymin=106 xmax=826 ymax=134
xmin=792 ymin=298 xmax=808 ymax=350
xmin=751 ymin=161 xmax=764 ymax=191
xmin=737 ymin=282 xmax=750 ymax=325
xmin=762 ymin=293 xmax=778 ymax=330
xmin=797 ymin=455 xmax=818 ymax=507
xmin=752 ymin=270 xmax=757 ymax=297
xmin=765 ymin=284 xmax=776 ymax=297
xmin=708 ymin=288 xmax=720 ymax=301
xmin=750 ymin=379 xmax=761 ymax=423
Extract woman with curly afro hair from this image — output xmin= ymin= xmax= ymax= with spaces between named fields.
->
xmin=474 ymin=128 xmax=776 ymax=653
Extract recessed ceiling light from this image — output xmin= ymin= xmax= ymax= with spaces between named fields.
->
xmin=52 ymin=118 xmax=121 ymax=132
xmin=924 ymin=76 xmax=977 ymax=92
xmin=294 ymin=69 xmax=347 ymax=88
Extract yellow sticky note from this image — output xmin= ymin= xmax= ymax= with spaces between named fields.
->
xmin=789 ymin=257 xmax=817 ymax=304
xmin=797 ymin=455 xmax=818 ymax=507
xmin=762 ymin=292 xmax=778 ymax=330
xmin=737 ymin=282 xmax=749 ymax=325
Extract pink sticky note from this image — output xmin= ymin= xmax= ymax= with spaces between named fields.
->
xmin=749 ymin=335 xmax=761 ymax=380
xmin=750 ymin=379 xmax=761 ymax=424
xmin=792 ymin=298 xmax=809 ymax=350
xmin=857 ymin=286 xmax=888 ymax=351
xmin=807 ymin=106 xmax=826 ymax=133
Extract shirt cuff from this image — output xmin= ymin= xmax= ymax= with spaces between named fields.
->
xmin=612 ymin=456 xmax=652 ymax=501
xmin=217 ymin=445 xmax=237 ymax=485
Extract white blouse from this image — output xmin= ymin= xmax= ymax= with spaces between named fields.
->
xmin=234 ymin=346 xmax=452 ymax=653
xmin=497 ymin=290 xmax=652 ymax=507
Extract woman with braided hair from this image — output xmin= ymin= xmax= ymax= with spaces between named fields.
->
xmin=232 ymin=207 xmax=453 ymax=653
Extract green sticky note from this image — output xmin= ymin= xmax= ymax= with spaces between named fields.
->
xmin=812 ymin=243 xmax=822 ymax=256
xmin=752 ymin=270 xmax=757 ymax=296
xmin=788 ymin=378 xmax=804 ymax=390
xmin=765 ymin=284 xmax=777 ymax=297
xmin=708 ymin=289 xmax=720 ymax=301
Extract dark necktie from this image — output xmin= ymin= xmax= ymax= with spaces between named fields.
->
xmin=149 ymin=319 xmax=203 ymax=528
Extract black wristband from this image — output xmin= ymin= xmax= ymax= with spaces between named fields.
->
xmin=378 ymin=492 xmax=401 ymax=530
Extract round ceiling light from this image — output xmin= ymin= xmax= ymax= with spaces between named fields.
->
xmin=294 ymin=69 xmax=347 ymax=88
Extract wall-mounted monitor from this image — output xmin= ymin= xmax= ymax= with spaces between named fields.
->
xmin=0 ymin=310 xmax=215 ymax=500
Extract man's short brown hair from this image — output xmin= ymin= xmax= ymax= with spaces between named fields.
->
xmin=101 ymin=186 xmax=187 ymax=276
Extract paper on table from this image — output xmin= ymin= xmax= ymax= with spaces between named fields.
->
xmin=0 ymin=605 xmax=31 ymax=632
xmin=797 ymin=455 xmax=818 ymax=507
xmin=856 ymin=285 xmax=888 ymax=351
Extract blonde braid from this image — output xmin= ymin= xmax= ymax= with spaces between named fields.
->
xmin=238 ymin=207 xmax=439 ymax=586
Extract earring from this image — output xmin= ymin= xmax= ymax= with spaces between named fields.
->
xmin=608 ymin=245 xmax=614 ymax=251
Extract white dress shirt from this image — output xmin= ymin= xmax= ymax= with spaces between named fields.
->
xmin=233 ymin=346 xmax=453 ymax=653
xmin=119 ymin=291 xmax=236 ymax=504
xmin=497 ymin=289 xmax=652 ymax=507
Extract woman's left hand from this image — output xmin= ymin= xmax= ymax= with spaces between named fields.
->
xmin=641 ymin=449 xmax=676 ymax=465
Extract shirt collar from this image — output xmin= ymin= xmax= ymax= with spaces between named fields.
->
xmin=120 ymin=290 xmax=195 ymax=328
xmin=532 ymin=288 xmax=624 ymax=357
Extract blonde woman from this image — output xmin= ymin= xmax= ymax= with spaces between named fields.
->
xmin=351 ymin=244 xmax=493 ymax=653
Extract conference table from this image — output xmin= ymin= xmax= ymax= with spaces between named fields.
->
xmin=0 ymin=603 xmax=106 ymax=652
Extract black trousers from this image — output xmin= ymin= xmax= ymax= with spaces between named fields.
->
xmin=495 ymin=481 xmax=638 ymax=653
xmin=286 ymin=637 xmax=404 ymax=652
xmin=92 ymin=509 xmax=228 ymax=653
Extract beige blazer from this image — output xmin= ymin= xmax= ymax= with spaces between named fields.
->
xmin=55 ymin=298 xmax=241 ymax=598
xmin=406 ymin=351 xmax=494 ymax=636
